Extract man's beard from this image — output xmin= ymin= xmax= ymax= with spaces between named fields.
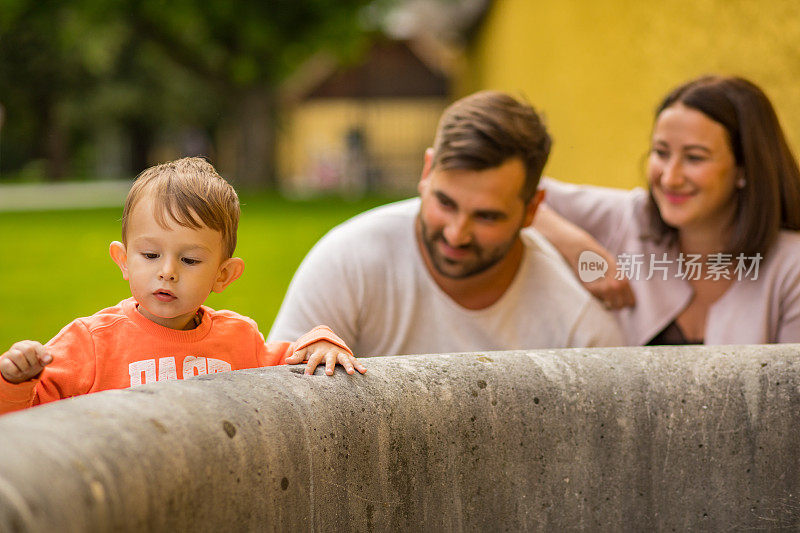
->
xmin=418 ymin=216 xmax=517 ymax=279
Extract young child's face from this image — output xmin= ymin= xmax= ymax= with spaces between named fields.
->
xmin=111 ymin=197 xmax=240 ymax=330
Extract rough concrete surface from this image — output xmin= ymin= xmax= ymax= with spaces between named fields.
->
xmin=0 ymin=345 xmax=799 ymax=531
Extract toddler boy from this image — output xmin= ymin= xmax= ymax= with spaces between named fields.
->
xmin=0 ymin=157 xmax=365 ymax=414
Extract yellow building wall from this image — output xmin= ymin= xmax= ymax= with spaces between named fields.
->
xmin=464 ymin=0 xmax=800 ymax=189
xmin=278 ymin=98 xmax=447 ymax=195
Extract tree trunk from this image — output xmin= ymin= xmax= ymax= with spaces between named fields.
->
xmin=38 ymin=99 xmax=68 ymax=181
xmin=127 ymin=119 xmax=153 ymax=177
xmin=218 ymin=86 xmax=277 ymax=190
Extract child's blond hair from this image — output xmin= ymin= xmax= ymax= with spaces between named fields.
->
xmin=121 ymin=157 xmax=240 ymax=258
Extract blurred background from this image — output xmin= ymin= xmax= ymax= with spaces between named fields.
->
xmin=2 ymin=0 xmax=799 ymax=348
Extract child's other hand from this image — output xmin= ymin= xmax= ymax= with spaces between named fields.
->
xmin=0 ymin=341 xmax=53 ymax=384
xmin=286 ymin=340 xmax=367 ymax=376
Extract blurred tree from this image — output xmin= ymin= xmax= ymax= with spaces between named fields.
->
xmin=126 ymin=0 xmax=378 ymax=188
xmin=0 ymin=0 xmax=103 ymax=179
xmin=0 ymin=0 xmax=384 ymax=186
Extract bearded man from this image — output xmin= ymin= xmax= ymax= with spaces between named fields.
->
xmin=268 ymin=91 xmax=622 ymax=356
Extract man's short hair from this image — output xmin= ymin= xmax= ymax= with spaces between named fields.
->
xmin=121 ymin=157 xmax=240 ymax=258
xmin=431 ymin=91 xmax=552 ymax=201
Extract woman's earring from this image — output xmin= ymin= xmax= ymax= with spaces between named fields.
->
xmin=736 ymin=177 xmax=746 ymax=189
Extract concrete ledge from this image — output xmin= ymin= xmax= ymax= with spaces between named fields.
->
xmin=1 ymin=345 xmax=799 ymax=531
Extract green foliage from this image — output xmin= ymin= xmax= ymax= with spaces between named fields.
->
xmin=0 ymin=193 xmax=402 ymax=349
xmin=0 ymin=2 xmax=96 ymax=173
xmin=0 ymin=0 xmax=385 ymax=180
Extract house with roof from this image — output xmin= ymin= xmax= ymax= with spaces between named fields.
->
xmin=277 ymin=39 xmax=451 ymax=196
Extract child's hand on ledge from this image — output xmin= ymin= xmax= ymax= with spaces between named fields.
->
xmin=0 ymin=340 xmax=53 ymax=383
xmin=286 ymin=340 xmax=366 ymax=376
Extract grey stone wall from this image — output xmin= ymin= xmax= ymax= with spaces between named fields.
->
xmin=0 ymin=345 xmax=799 ymax=531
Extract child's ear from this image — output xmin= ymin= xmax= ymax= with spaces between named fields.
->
xmin=109 ymin=241 xmax=129 ymax=280
xmin=212 ymin=257 xmax=245 ymax=293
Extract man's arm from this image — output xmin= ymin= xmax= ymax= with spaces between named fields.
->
xmin=538 ymin=177 xmax=632 ymax=247
xmin=535 ymin=178 xmax=637 ymax=309
xmin=535 ymin=204 xmax=635 ymax=310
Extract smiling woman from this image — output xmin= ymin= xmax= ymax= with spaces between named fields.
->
xmin=535 ymin=75 xmax=800 ymax=346
xmin=645 ymin=76 xmax=800 ymax=259
xmin=648 ymin=103 xmax=740 ymax=240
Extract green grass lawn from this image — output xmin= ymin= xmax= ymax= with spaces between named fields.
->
xmin=0 ymin=193 xmax=405 ymax=349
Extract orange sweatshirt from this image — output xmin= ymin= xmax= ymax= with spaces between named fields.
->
xmin=0 ymin=298 xmax=350 ymax=414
